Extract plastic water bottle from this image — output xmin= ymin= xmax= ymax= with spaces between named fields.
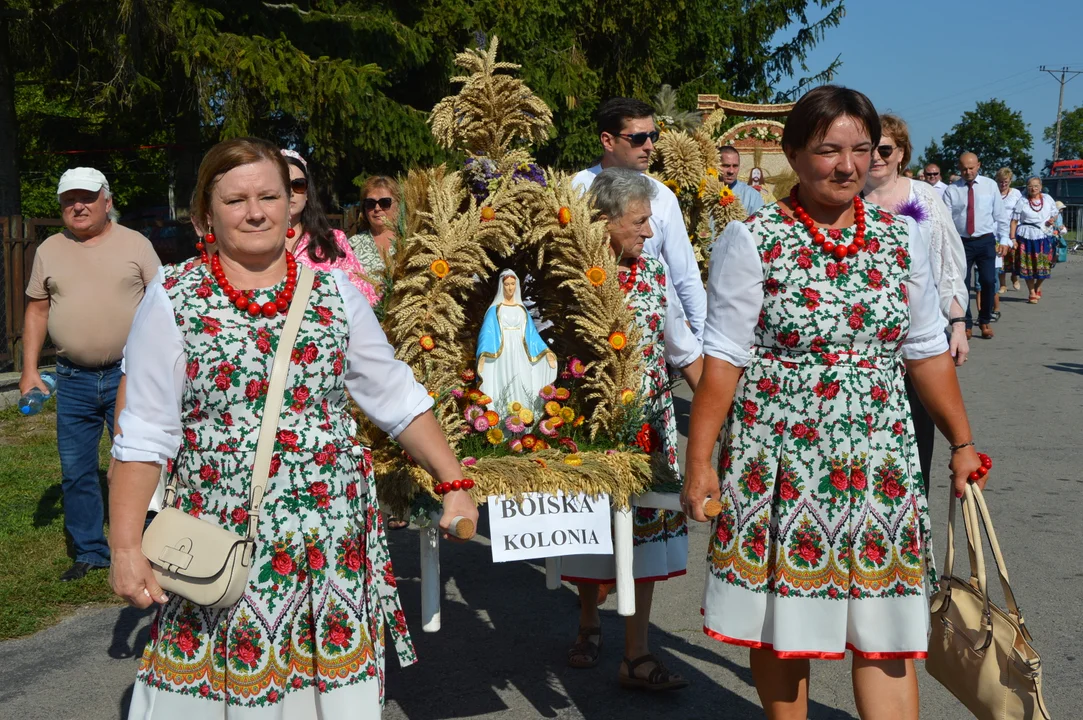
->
xmin=18 ymin=371 xmax=57 ymax=416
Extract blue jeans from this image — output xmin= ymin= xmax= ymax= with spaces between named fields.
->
xmin=55 ymin=357 xmax=121 ymax=567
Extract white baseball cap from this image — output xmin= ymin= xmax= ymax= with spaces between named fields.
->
xmin=57 ymin=167 xmax=110 ymax=196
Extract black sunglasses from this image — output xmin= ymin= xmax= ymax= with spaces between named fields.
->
xmin=875 ymin=144 xmax=898 ymax=160
xmin=925 ymin=171 xmax=940 ymax=177
xmin=363 ymin=197 xmax=394 ymax=211
xmin=613 ymin=130 xmax=660 ymax=147
xmin=290 ymin=177 xmax=308 ymax=193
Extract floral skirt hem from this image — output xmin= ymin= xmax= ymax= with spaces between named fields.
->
xmin=128 ymin=673 xmax=381 ymax=719
xmin=701 ymin=576 xmax=930 ymax=660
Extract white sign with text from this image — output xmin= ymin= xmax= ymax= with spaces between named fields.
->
xmin=487 ymin=491 xmax=612 ymax=562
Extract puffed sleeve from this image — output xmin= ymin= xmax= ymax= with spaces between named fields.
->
xmin=916 ymin=181 xmax=968 ymax=319
xmin=112 ymin=270 xmax=186 ymax=464
xmin=333 ymin=270 xmax=433 ymax=437
xmin=656 ymin=188 xmax=708 ymax=339
xmin=703 ymin=221 xmax=764 ymax=367
xmin=662 ymin=271 xmax=702 ymax=368
xmin=902 ymin=218 xmax=950 ymax=361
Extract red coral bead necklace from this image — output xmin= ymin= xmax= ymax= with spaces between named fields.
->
xmin=197 ymin=231 xmax=298 ymax=319
xmin=788 ymin=185 xmax=867 ymax=259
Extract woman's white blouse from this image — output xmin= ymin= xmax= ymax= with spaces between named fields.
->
xmin=703 ymin=215 xmax=948 ymax=368
xmin=1012 ymin=193 xmax=1059 ymax=240
xmin=908 ymin=179 xmax=968 ymax=319
xmin=113 ymin=269 xmax=433 ymax=465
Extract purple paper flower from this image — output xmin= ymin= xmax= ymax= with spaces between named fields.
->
xmin=895 ymin=197 xmax=928 ymax=224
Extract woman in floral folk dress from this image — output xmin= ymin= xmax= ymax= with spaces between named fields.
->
xmin=683 ymin=87 xmax=988 ymax=719
xmin=109 ymin=138 xmax=477 ymax=719
xmin=562 ymin=168 xmax=703 ymax=691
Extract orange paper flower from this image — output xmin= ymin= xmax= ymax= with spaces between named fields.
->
xmin=419 ymin=335 xmax=436 ymax=351
xmin=554 ymin=387 xmax=571 ymax=401
xmin=544 ymin=401 xmax=561 ymax=417
xmin=573 ymin=415 xmax=585 ymax=427
xmin=430 ymin=259 xmax=450 ymax=278
xmin=480 ymin=206 xmax=496 ymax=222
xmin=557 ymin=206 xmax=572 ymax=226
xmin=620 ymin=388 xmax=636 ymax=405
xmin=521 ymin=434 xmax=538 ymax=450
xmin=608 ymin=331 xmax=627 ymax=351
xmin=483 ymin=410 xmax=500 ymax=426
xmin=585 ymin=266 xmax=607 ymax=286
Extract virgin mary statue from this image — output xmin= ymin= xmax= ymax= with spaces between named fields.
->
xmin=476 ymin=269 xmax=557 ymax=414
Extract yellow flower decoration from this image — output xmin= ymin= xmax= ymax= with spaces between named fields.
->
xmin=544 ymin=401 xmax=561 ymax=418
xmin=486 ymin=427 xmax=504 ymax=445
xmin=564 ymin=454 xmax=583 ymax=467
xmin=419 ymin=335 xmax=436 ymax=352
xmin=554 ymin=387 xmax=571 ymax=401
xmin=608 ymin=331 xmax=627 ymax=351
xmin=429 ymin=258 xmax=450 ymax=278
xmin=697 ymin=178 xmax=707 ymax=199
xmin=508 ymin=401 xmax=523 ymax=414
xmin=720 ymin=185 xmax=734 ymax=198
xmin=560 ymin=407 xmax=575 ymax=423
xmin=518 ymin=408 xmax=535 ymax=425
xmin=706 ymin=167 xmax=719 ymax=178
xmin=585 ymin=266 xmax=607 ymax=287
xmin=620 ymin=388 xmax=635 ymax=405
xmin=550 ymin=417 xmax=564 ymax=429
xmin=663 ymin=179 xmax=680 ymax=195
xmin=480 ymin=206 xmax=496 ymax=222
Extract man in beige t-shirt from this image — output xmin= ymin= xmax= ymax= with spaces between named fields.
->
xmin=20 ymin=167 xmax=160 ymax=582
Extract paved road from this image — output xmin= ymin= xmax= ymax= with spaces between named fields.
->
xmin=2 ymin=260 xmax=1080 ymax=720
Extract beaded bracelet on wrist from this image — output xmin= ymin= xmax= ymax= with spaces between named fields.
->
xmin=434 ymin=479 xmax=476 ymax=495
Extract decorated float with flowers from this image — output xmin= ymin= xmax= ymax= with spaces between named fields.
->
xmin=355 ymin=38 xmax=697 ymax=625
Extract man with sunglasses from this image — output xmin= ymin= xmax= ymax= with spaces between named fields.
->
xmin=924 ymin=163 xmax=948 ymax=198
xmin=718 ymin=145 xmax=764 ymax=216
xmin=942 ymin=152 xmax=1009 ymax=339
xmin=573 ymin=98 xmax=706 ymax=339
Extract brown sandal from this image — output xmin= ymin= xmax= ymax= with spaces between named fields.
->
xmin=567 ymin=626 xmax=602 ymax=668
xmin=619 ymin=654 xmax=689 ymax=691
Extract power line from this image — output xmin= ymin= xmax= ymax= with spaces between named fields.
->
xmin=1039 ymin=65 xmax=1083 ymax=162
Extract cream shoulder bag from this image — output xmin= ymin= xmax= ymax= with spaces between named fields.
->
xmin=141 ymin=266 xmax=315 ymax=609
xmin=927 ymin=483 xmax=1051 ymax=719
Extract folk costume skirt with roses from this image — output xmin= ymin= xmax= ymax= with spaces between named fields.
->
xmin=129 ymin=264 xmax=414 ymax=719
xmin=702 ymin=209 xmax=936 ymax=660
xmin=561 ymin=256 xmax=688 ymax=585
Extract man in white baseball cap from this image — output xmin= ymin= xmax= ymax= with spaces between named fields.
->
xmin=20 ymin=166 xmax=160 ymax=581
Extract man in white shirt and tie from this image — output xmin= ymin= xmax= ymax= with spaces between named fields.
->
xmin=718 ymin=145 xmax=764 ymax=216
xmin=924 ymin=163 xmax=948 ymax=198
xmin=942 ymin=152 xmax=1008 ymax=339
xmin=572 ymin=98 xmax=706 ymax=338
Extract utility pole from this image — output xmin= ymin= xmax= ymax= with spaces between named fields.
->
xmin=1039 ymin=66 xmax=1083 ymax=162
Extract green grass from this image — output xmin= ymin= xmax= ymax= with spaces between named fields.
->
xmin=0 ymin=400 xmax=121 ymax=640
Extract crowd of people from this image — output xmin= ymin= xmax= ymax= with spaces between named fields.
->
xmin=19 ymin=82 xmax=1061 ymax=719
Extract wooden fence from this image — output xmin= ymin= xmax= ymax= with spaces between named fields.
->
xmin=1 ymin=216 xmax=64 ymax=370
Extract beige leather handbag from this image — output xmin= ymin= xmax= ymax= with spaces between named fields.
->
xmin=927 ymin=483 xmax=1051 ymax=719
xmin=140 ymin=266 xmax=315 ymax=609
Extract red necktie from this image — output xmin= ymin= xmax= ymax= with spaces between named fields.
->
xmin=966 ymin=181 xmax=976 ymax=236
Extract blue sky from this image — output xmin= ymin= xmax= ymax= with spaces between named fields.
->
xmin=782 ymin=0 xmax=1083 ymax=172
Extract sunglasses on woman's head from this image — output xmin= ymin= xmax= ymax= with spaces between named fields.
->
xmin=290 ymin=177 xmax=308 ymax=194
xmin=363 ymin=197 xmax=394 ymax=211
xmin=614 ymin=130 xmax=660 ymax=147
xmin=875 ymin=144 xmax=897 ymax=160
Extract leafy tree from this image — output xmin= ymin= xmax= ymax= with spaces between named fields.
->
xmin=1043 ymin=105 xmax=1083 ymax=163
xmin=7 ymin=0 xmax=846 ymax=215
xmin=930 ymin=99 xmax=1033 ymax=178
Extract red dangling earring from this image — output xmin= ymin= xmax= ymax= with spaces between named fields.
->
xmin=205 ymin=232 xmax=216 ymax=244
xmin=286 ymin=227 xmax=296 ymax=239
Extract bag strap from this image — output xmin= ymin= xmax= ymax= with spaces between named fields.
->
xmin=245 ymin=265 xmax=315 ymax=540
xmin=960 ymin=484 xmax=995 ymax=651
xmin=969 ymin=484 xmax=1032 ymax=638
